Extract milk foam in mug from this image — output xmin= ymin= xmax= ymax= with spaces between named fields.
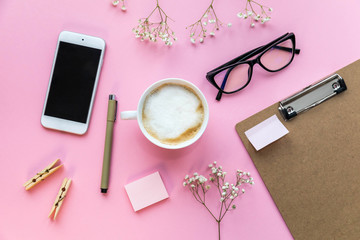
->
xmin=120 ymin=78 xmax=209 ymax=149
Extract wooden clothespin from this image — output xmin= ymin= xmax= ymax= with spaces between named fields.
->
xmin=23 ymin=159 xmax=63 ymax=190
xmin=49 ymin=177 xmax=72 ymax=220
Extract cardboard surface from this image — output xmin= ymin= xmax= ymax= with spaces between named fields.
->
xmin=235 ymin=60 xmax=360 ymax=240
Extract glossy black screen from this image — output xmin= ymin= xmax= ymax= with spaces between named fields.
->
xmin=44 ymin=41 xmax=101 ymax=123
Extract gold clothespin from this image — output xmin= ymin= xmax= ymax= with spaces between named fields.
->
xmin=49 ymin=177 xmax=72 ymax=220
xmin=23 ymin=159 xmax=63 ymax=190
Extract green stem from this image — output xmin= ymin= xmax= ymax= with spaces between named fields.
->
xmin=202 ymin=203 xmax=218 ymax=221
xmin=218 ymin=220 xmax=221 ymax=240
xmin=146 ymin=6 xmax=158 ymax=19
xmin=220 ymin=198 xmax=234 ymax=221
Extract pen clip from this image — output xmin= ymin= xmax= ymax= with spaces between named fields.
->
xmin=114 ymin=100 xmax=117 ymax=122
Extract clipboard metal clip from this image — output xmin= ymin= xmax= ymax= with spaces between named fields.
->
xmin=279 ymin=74 xmax=347 ymax=121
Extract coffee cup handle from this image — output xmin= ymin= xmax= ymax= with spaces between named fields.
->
xmin=120 ymin=111 xmax=137 ymax=120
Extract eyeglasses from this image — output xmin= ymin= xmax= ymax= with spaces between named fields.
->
xmin=206 ymin=32 xmax=301 ymax=101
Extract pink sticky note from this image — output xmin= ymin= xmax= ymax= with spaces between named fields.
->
xmin=125 ymin=172 xmax=169 ymax=212
xmin=245 ymin=115 xmax=289 ymax=151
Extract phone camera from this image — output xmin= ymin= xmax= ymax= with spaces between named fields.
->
xmin=82 ymin=39 xmax=84 ymax=41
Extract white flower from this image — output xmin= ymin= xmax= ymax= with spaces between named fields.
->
xmin=191 ymin=184 xmax=195 ymax=188
xmin=112 ymin=0 xmax=119 ymax=6
xmin=230 ymin=196 xmax=234 ymax=200
xmin=227 ymin=23 xmax=232 ymax=28
xmin=121 ymin=5 xmax=127 ymax=11
xmin=237 ymin=12 xmax=243 ymax=18
xmin=242 ymin=189 xmax=245 ymax=193
xmin=203 ymin=21 xmax=207 ymax=26
xmin=220 ymin=197 xmax=224 ymax=202
xmin=269 ymin=7 xmax=273 ymax=12
xmin=199 ymin=176 xmax=207 ymax=183
xmin=183 ymin=182 xmax=187 ymax=187
xmin=208 ymin=164 xmax=213 ymax=168
xmin=247 ymin=11 xmax=253 ymax=16
xmin=222 ymin=192 xmax=226 ymax=196
xmin=251 ymin=23 xmax=255 ymax=28
xmin=210 ymin=32 xmax=215 ymax=36
xmin=190 ymin=38 xmax=196 ymax=44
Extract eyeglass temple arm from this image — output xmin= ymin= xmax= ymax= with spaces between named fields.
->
xmin=215 ymin=45 xmax=300 ymax=73
xmin=216 ymin=67 xmax=233 ymax=100
xmin=209 ymin=33 xmax=290 ymax=74
xmin=209 ymin=46 xmax=264 ymax=74
xmin=273 ymin=45 xmax=301 ymax=54
xmin=209 ymin=36 xmax=300 ymax=76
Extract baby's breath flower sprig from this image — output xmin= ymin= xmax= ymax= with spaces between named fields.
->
xmin=132 ymin=0 xmax=176 ymax=46
xmin=112 ymin=0 xmax=127 ymax=11
xmin=237 ymin=0 xmax=272 ymax=28
xmin=183 ymin=161 xmax=254 ymax=240
xmin=186 ymin=0 xmax=229 ymax=44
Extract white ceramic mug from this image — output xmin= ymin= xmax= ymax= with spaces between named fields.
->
xmin=120 ymin=78 xmax=209 ymax=149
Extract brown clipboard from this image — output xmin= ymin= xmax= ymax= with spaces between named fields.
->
xmin=235 ymin=59 xmax=360 ymax=239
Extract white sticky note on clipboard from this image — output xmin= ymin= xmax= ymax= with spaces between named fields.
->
xmin=244 ymin=115 xmax=289 ymax=151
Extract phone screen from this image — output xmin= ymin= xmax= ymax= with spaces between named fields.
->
xmin=44 ymin=41 xmax=102 ymax=123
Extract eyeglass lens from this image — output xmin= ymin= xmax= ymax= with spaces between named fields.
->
xmin=214 ymin=63 xmax=251 ymax=92
xmin=260 ymin=39 xmax=294 ymax=71
xmin=214 ymin=38 xmax=294 ymax=93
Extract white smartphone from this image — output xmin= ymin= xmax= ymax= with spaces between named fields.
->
xmin=41 ymin=31 xmax=105 ymax=135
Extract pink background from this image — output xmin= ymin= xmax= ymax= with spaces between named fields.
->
xmin=1 ymin=0 xmax=360 ymax=239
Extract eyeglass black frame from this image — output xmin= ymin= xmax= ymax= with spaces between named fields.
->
xmin=206 ymin=32 xmax=301 ymax=101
